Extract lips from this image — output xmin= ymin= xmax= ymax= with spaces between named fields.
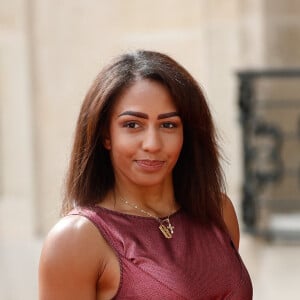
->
xmin=135 ymin=160 xmax=165 ymax=171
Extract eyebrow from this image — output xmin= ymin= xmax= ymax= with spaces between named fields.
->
xmin=118 ymin=111 xmax=180 ymax=120
xmin=157 ymin=112 xmax=180 ymax=119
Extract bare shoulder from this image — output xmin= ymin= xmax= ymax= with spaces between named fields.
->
xmin=39 ymin=215 xmax=107 ymax=299
xmin=221 ymin=195 xmax=240 ymax=250
xmin=42 ymin=215 xmax=104 ymax=259
xmin=40 ymin=215 xmax=105 ymax=265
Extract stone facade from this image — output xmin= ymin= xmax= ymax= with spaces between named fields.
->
xmin=1 ymin=0 xmax=300 ymax=299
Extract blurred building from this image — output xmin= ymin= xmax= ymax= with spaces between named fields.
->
xmin=1 ymin=0 xmax=300 ymax=299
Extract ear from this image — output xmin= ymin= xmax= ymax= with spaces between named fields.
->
xmin=103 ymin=137 xmax=111 ymax=150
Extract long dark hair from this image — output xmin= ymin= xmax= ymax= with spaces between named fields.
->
xmin=62 ymin=50 xmax=226 ymax=229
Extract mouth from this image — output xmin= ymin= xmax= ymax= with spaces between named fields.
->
xmin=135 ymin=160 xmax=166 ymax=171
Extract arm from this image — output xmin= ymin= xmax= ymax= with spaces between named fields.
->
xmin=222 ymin=195 xmax=240 ymax=250
xmin=38 ymin=215 xmax=104 ymax=300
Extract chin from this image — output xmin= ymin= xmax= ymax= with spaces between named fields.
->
xmin=131 ymin=174 xmax=171 ymax=187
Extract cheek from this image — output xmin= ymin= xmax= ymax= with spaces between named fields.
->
xmin=111 ymin=134 xmax=138 ymax=156
xmin=175 ymin=130 xmax=184 ymax=150
xmin=167 ymin=135 xmax=183 ymax=158
xmin=175 ymin=142 xmax=184 ymax=158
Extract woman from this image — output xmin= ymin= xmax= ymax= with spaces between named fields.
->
xmin=39 ymin=50 xmax=253 ymax=299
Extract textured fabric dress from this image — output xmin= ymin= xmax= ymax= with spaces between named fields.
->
xmin=70 ymin=206 xmax=253 ymax=300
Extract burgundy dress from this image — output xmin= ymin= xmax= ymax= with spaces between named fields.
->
xmin=70 ymin=206 xmax=253 ymax=300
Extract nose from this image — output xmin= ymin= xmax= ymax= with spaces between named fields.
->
xmin=142 ymin=127 xmax=162 ymax=152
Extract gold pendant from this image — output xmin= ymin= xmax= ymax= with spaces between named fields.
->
xmin=159 ymin=224 xmax=173 ymax=239
xmin=159 ymin=218 xmax=175 ymax=239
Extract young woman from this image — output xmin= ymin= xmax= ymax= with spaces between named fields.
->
xmin=39 ymin=50 xmax=253 ymax=299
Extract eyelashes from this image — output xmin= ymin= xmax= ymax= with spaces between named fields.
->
xmin=122 ymin=121 xmax=178 ymax=129
xmin=160 ymin=122 xmax=178 ymax=129
xmin=123 ymin=121 xmax=140 ymax=129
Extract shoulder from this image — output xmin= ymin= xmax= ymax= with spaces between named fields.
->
xmin=39 ymin=215 xmax=108 ymax=298
xmin=41 ymin=214 xmax=104 ymax=257
xmin=221 ymin=195 xmax=240 ymax=249
xmin=40 ymin=214 xmax=106 ymax=270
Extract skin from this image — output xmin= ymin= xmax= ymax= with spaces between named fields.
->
xmin=102 ymin=79 xmax=183 ymax=214
xmin=38 ymin=79 xmax=240 ymax=300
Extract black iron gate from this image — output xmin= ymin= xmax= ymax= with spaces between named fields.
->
xmin=237 ymin=70 xmax=300 ymax=239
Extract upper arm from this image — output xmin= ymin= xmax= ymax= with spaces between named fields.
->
xmin=222 ymin=195 xmax=240 ymax=250
xmin=38 ymin=215 xmax=104 ymax=300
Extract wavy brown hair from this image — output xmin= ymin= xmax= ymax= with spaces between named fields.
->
xmin=62 ymin=50 xmax=226 ymax=229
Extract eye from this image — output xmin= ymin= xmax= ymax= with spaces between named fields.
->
xmin=161 ymin=122 xmax=177 ymax=129
xmin=123 ymin=121 xmax=140 ymax=129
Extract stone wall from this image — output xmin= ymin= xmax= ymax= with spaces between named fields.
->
xmin=1 ymin=1 xmax=300 ymax=299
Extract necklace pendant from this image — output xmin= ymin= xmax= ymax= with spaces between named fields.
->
xmin=159 ymin=224 xmax=173 ymax=239
xmin=159 ymin=218 xmax=174 ymax=238
xmin=120 ymin=196 xmax=175 ymax=239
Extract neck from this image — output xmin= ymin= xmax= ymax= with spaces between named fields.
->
xmin=112 ymin=181 xmax=178 ymax=217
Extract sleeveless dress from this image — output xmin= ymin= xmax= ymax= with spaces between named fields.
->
xmin=70 ymin=206 xmax=253 ymax=300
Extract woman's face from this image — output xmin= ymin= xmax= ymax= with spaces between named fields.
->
xmin=104 ymin=79 xmax=183 ymax=188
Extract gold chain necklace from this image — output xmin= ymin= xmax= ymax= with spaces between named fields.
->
xmin=120 ymin=197 xmax=175 ymax=239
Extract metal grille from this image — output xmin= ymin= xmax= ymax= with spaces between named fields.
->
xmin=237 ymin=70 xmax=300 ymax=239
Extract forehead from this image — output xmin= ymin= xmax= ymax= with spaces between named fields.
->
xmin=112 ymin=79 xmax=177 ymax=113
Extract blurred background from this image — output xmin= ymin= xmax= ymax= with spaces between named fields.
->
xmin=1 ymin=0 xmax=300 ymax=299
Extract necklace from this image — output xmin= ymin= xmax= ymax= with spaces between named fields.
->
xmin=120 ymin=197 xmax=175 ymax=239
